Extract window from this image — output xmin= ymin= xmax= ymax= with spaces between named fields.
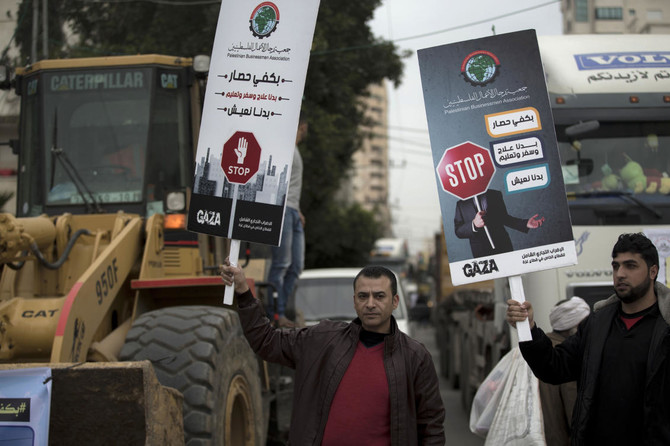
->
xmin=595 ymin=7 xmax=623 ymax=20
xmin=647 ymin=10 xmax=663 ymax=21
xmin=575 ymin=0 xmax=588 ymax=22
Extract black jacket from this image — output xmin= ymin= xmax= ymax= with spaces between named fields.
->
xmin=519 ymin=282 xmax=670 ymax=445
xmin=454 ymin=189 xmax=529 ymax=258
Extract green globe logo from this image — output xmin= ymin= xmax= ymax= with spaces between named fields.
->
xmin=461 ymin=50 xmax=500 ymax=86
xmin=250 ymin=3 xmax=280 ymax=39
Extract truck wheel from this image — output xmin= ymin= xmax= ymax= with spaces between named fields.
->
xmin=119 ymin=306 xmax=264 ymax=446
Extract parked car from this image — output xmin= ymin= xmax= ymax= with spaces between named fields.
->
xmin=293 ymin=268 xmax=412 ymax=335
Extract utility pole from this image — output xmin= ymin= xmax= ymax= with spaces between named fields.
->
xmin=31 ymin=0 xmax=38 ymax=62
xmin=42 ymin=0 xmax=48 ymax=59
xmin=31 ymin=0 xmax=49 ymax=62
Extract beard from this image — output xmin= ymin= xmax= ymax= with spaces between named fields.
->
xmin=616 ymin=275 xmax=653 ymax=304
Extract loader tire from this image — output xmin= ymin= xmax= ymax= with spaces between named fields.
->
xmin=120 ymin=306 xmax=264 ymax=446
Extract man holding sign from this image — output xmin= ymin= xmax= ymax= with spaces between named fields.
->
xmin=507 ymin=233 xmax=670 ymax=445
xmin=220 ymin=260 xmax=446 ymax=445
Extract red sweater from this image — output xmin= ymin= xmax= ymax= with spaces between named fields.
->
xmin=321 ymin=341 xmax=391 ymax=445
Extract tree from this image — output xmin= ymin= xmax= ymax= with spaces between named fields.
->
xmin=13 ymin=0 xmax=405 ymax=267
xmin=305 ymin=201 xmax=380 ymax=268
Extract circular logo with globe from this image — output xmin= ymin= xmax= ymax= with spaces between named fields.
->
xmin=461 ymin=50 xmax=501 ymax=87
xmin=249 ymin=2 xmax=280 ymax=39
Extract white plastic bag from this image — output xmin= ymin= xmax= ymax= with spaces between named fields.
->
xmin=469 ymin=347 xmax=515 ymax=438
xmin=485 ymin=347 xmax=546 ymax=446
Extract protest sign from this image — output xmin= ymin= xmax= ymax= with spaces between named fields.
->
xmin=419 ymin=30 xmax=577 ymax=287
xmin=0 ymin=367 xmax=52 ymax=445
xmin=188 ymin=1 xmax=319 ymax=246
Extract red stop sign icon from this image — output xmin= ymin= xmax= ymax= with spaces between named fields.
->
xmin=436 ymin=141 xmax=496 ymax=200
xmin=221 ymin=131 xmax=262 ymax=184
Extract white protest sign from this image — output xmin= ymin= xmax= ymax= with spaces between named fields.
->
xmin=188 ymin=1 xmax=320 ymax=248
xmin=0 ymin=367 xmax=52 ymax=445
xmin=184 ymin=1 xmax=320 ymax=304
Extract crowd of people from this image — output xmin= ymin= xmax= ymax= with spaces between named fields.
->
xmin=222 ymin=116 xmax=670 ymax=446
xmin=219 ymin=227 xmax=670 ymax=445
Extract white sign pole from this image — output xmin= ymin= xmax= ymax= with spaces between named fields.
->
xmin=224 ymin=239 xmax=241 ymax=305
xmin=474 ymin=194 xmax=495 ymax=250
xmin=508 ymin=275 xmax=532 ymax=342
xmin=223 ymin=184 xmax=240 ymax=305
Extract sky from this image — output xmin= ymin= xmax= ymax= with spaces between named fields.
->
xmin=368 ymin=0 xmax=564 ymax=255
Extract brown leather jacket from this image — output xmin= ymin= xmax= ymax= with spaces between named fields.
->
xmin=236 ymin=290 xmax=446 ymax=445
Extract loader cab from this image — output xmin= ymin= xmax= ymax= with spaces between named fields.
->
xmin=13 ymin=55 xmax=199 ymax=218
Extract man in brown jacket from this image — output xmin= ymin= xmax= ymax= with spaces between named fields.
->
xmin=220 ymin=261 xmax=445 ymax=445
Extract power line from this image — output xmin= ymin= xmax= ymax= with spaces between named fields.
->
xmin=386 ymin=125 xmax=429 ymax=134
xmin=312 ymin=1 xmax=561 ymax=56
xmin=391 ymin=1 xmax=561 ymax=44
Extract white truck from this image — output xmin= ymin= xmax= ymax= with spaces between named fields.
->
xmin=434 ymin=33 xmax=670 ymax=410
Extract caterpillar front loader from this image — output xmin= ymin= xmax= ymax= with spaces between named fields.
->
xmin=0 ymin=55 xmax=287 ymax=445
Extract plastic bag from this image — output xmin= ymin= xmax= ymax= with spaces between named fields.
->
xmin=469 ymin=347 xmax=515 ymax=438
xmin=485 ymin=347 xmax=546 ymax=446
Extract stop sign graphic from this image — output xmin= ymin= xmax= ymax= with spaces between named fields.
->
xmin=436 ymin=141 xmax=496 ymax=200
xmin=221 ymin=131 xmax=262 ymax=184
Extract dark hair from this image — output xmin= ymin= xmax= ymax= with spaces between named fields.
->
xmin=354 ymin=265 xmax=398 ymax=296
xmin=612 ymin=232 xmax=659 ymax=271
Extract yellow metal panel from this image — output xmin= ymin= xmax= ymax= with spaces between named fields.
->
xmin=16 ymin=54 xmax=193 ymax=76
xmin=50 ymin=217 xmax=143 ymax=362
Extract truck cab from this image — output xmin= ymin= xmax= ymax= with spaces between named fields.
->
xmin=13 ymin=55 xmax=203 ymax=219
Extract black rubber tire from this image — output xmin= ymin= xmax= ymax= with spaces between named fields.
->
xmin=120 ymin=306 xmax=264 ymax=446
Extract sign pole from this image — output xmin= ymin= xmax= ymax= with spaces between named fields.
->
xmin=223 ymin=239 xmax=240 ymax=305
xmin=223 ymin=183 xmax=240 ymax=305
xmin=474 ymin=194 xmax=495 ymax=250
xmin=508 ymin=275 xmax=532 ymax=342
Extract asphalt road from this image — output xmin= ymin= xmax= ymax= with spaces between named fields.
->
xmin=410 ymin=321 xmax=485 ymax=445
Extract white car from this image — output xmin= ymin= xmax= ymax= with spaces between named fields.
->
xmin=293 ymin=268 xmax=412 ymax=335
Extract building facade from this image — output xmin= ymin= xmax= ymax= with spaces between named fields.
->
xmin=0 ymin=0 xmax=20 ymax=213
xmin=562 ymin=0 xmax=670 ymax=34
xmin=336 ymin=81 xmax=393 ymax=236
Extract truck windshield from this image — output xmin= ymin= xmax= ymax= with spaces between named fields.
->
xmin=44 ymin=69 xmax=151 ymax=207
xmin=17 ymin=65 xmax=192 ymax=216
xmin=557 ymin=121 xmax=670 ymax=225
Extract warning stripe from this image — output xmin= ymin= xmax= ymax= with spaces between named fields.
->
xmin=55 ymin=282 xmax=83 ymax=336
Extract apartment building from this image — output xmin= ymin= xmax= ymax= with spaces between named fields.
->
xmin=562 ymin=0 xmax=670 ymax=34
xmin=336 ymin=81 xmax=393 ymax=236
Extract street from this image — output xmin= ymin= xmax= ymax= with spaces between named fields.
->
xmin=410 ymin=321 xmax=485 ymax=445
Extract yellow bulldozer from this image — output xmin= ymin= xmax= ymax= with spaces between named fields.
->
xmin=0 ymin=55 xmax=288 ymax=445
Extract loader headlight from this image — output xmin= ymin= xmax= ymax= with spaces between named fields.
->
xmin=193 ymin=55 xmax=210 ymax=76
xmin=166 ymin=191 xmax=186 ymax=212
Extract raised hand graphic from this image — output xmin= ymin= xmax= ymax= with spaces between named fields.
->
xmin=235 ymin=136 xmax=248 ymax=164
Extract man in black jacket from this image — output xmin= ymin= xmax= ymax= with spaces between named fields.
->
xmin=507 ymin=232 xmax=670 ymax=445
